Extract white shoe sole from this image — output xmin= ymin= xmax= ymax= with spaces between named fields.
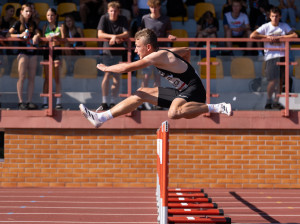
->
xmin=79 ymin=104 xmax=102 ymax=128
xmin=222 ymin=102 xmax=232 ymax=116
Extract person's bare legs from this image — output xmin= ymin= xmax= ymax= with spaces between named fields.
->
xmin=110 ymin=87 xmax=158 ymax=117
xmin=79 ymin=87 xmax=159 ymax=127
xmin=43 ymin=64 xmax=49 ymax=94
xmin=27 ymin=55 xmax=37 ymax=103
xmin=168 ymin=98 xmax=208 ymax=119
xmin=54 ymin=60 xmax=61 ymax=94
xmin=17 ymin=54 xmax=28 ymax=103
xmin=101 ymin=72 xmax=110 ymax=102
xmin=267 ymin=80 xmax=276 ymax=100
xmin=110 ymin=74 xmax=120 ymax=104
xmin=225 ymin=29 xmax=233 ymax=48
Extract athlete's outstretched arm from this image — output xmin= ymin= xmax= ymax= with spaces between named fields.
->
xmin=169 ymin=47 xmax=191 ymax=62
xmin=97 ymin=57 xmax=153 ymax=74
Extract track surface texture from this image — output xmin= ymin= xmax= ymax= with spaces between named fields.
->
xmin=0 ymin=188 xmax=299 ymax=224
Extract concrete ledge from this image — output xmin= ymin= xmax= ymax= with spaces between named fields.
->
xmin=0 ymin=110 xmax=299 ymax=129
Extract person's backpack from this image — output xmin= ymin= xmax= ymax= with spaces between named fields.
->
xmin=166 ymin=0 xmax=187 ymax=23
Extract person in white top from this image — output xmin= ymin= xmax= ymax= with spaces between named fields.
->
xmin=223 ymin=0 xmax=252 ymax=55
xmin=250 ymin=6 xmax=297 ymax=110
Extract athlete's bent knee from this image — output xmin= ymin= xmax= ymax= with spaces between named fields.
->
xmin=168 ymin=109 xmax=181 ymax=120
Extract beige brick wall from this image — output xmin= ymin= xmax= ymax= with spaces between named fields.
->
xmin=0 ymin=129 xmax=299 ymax=188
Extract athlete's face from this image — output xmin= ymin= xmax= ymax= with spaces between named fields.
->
xmin=269 ymin=12 xmax=281 ymax=26
xmin=135 ymin=38 xmax=151 ymax=59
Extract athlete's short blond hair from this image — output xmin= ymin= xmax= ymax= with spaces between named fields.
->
xmin=135 ymin=28 xmax=159 ymax=50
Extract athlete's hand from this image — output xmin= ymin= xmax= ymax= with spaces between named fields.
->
xmin=97 ymin=63 xmax=107 ymax=72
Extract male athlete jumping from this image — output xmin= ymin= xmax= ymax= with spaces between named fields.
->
xmin=80 ymin=28 xmax=231 ymax=128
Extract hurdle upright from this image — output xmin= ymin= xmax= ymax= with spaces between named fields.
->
xmin=156 ymin=121 xmax=231 ymax=224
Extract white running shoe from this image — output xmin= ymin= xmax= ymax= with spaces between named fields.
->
xmin=219 ymin=102 xmax=232 ymax=116
xmin=79 ymin=104 xmax=102 ymax=128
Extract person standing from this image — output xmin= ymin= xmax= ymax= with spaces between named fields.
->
xmin=42 ymin=8 xmax=65 ymax=110
xmin=250 ymin=6 xmax=297 ymax=109
xmin=79 ymin=28 xmax=232 ymax=128
xmin=97 ymin=1 xmax=129 ymax=110
xmin=139 ymin=0 xmax=176 ymax=110
xmin=8 ymin=3 xmax=40 ymax=110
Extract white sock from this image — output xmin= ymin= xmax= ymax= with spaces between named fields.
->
xmin=207 ymin=104 xmax=219 ymax=113
xmin=97 ymin=110 xmax=113 ymax=123
xmin=43 ymin=97 xmax=48 ymax=104
xmin=102 ymin=96 xmax=108 ymax=103
xmin=56 ymin=97 xmax=61 ymax=104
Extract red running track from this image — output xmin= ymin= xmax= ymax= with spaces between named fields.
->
xmin=0 ymin=188 xmax=300 ymax=224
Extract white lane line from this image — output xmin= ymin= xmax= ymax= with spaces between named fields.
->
xmin=210 ymin=201 xmax=300 ymax=204
xmin=0 ymin=196 xmax=155 ymax=199
xmin=0 ymin=222 xmax=157 ymax=223
xmin=0 ymin=201 xmax=155 ymax=204
xmin=0 ymin=206 xmax=156 ymax=209
xmin=2 ymin=213 xmax=157 ymax=216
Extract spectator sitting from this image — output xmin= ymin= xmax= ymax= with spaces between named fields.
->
xmin=42 ymin=8 xmax=65 ymax=110
xmin=0 ymin=4 xmax=17 ymax=55
xmin=28 ymin=2 xmax=40 ymax=29
xmin=80 ymin=0 xmax=107 ymax=29
xmin=117 ymin=0 xmax=133 ymax=23
xmin=223 ymin=0 xmax=252 ymax=55
xmin=222 ymin=0 xmax=247 ymax=16
xmin=0 ymin=4 xmax=16 ymax=37
xmin=97 ymin=1 xmax=129 ymax=111
xmin=255 ymin=2 xmax=272 ymax=27
xmin=8 ymin=3 xmax=41 ymax=110
xmin=279 ymin=0 xmax=297 ymax=30
xmin=132 ymin=0 xmax=150 ymax=35
xmin=63 ymin=14 xmax=85 ymax=56
xmin=196 ymin=10 xmax=219 ymax=51
xmin=248 ymin=0 xmax=269 ymax=31
xmin=139 ymin=0 xmax=176 ymax=110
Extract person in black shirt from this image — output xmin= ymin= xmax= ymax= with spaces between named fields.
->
xmin=8 ymin=3 xmax=40 ymax=110
xmin=97 ymin=1 xmax=129 ymax=110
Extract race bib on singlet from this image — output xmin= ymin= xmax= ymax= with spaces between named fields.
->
xmin=159 ymin=71 xmax=188 ymax=91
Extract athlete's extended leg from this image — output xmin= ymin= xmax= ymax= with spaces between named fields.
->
xmin=168 ymin=98 xmax=232 ymax=119
xmin=168 ymin=98 xmax=208 ymax=119
xmin=80 ymin=87 xmax=159 ymax=127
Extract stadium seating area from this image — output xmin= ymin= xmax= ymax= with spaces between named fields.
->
xmin=0 ymin=0 xmax=300 ymax=111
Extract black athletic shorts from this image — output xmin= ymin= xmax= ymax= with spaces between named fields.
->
xmin=157 ymin=84 xmax=206 ymax=108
